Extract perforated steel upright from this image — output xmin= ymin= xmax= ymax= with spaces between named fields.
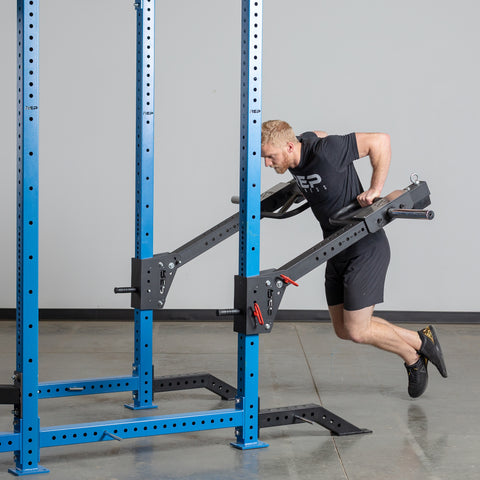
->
xmin=232 ymin=0 xmax=267 ymax=450
xmin=129 ymin=0 xmax=156 ymax=410
xmin=11 ymin=0 xmax=48 ymax=475
xmin=1 ymin=1 xmax=271 ymax=474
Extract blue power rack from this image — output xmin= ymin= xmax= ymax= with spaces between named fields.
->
xmin=1 ymin=0 xmax=269 ymax=475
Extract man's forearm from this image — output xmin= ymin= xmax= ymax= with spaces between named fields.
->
xmin=369 ymin=150 xmax=391 ymax=195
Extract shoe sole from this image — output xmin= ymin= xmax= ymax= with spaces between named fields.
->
xmin=429 ymin=325 xmax=448 ymax=378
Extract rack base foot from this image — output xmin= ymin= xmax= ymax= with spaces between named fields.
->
xmin=124 ymin=403 xmax=158 ymax=411
xmin=8 ymin=466 xmax=49 ymax=477
xmin=231 ymin=440 xmax=269 ymax=450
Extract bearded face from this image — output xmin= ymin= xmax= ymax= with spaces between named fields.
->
xmin=261 ymin=143 xmax=293 ymax=174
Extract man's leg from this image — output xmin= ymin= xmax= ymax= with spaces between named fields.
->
xmin=373 ymin=318 xmax=447 ymax=377
xmin=368 ymin=315 xmax=422 ymax=354
xmin=328 ymin=304 xmax=419 ymax=365
xmin=329 ymin=304 xmax=429 ymax=398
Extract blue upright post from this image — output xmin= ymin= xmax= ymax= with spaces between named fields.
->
xmin=126 ymin=0 xmax=156 ymax=410
xmin=232 ymin=0 xmax=267 ymax=450
xmin=10 ymin=0 xmax=48 ymax=475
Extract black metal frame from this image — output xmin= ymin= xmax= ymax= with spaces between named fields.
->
xmin=152 ymin=372 xmax=237 ymax=401
xmin=259 ymin=404 xmax=371 ymax=436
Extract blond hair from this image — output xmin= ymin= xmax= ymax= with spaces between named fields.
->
xmin=261 ymin=120 xmax=298 ymax=147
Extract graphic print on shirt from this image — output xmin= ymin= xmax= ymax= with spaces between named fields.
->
xmin=293 ymin=173 xmax=327 ymax=192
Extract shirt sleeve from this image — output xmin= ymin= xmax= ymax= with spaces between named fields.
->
xmin=298 ymin=131 xmax=318 ymax=141
xmin=313 ymin=133 xmax=359 ymax=170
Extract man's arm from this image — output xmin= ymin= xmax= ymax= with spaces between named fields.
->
xmin=355 ymin=132 xmax=391 ymax=207
xmin=314 ymin=130 xmax=328 ymax=138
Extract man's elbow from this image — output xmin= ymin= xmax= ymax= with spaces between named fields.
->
xmin=376 ymin=133 xmax=391 ymax=148
xmin=377 ymin=133 xmax=391 ymax=150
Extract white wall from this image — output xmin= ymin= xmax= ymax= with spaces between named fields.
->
xmin=0 ymin=0 xmax=478 ymax=312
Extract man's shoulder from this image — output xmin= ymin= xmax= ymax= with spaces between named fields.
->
xmin=298 ymin=131 xmax=319 ymax=141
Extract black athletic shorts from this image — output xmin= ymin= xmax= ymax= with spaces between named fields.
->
xmin=325 ymin=229 xmax=390 ymax=311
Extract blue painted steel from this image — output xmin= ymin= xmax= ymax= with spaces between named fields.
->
xmin=38 ymin=376 xmax=139 ymax=399
xmin=129 ymin=0 xmax=156 ymax=410
xmin=38 ymin=409 xmax=242 ymax=448
xmin=233 ymin=0 xmax=267 ymax=450
xmin=11 ymin=0 xmax=49 ymax=475
xmin=0 ymin=433 xmax=20 ymax=453
xmin=238 ymin=0 xmax=263 ymax=278
xmin=232 ymin=335 xmax=267 ymax=450
xmin=1 ymin=409 xmax=242 ymax=453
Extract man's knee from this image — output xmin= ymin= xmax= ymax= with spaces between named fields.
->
xmin=333 ymin=325 xmax=350 ymax=341
xmin=338 ymin=324 xmax=369 ymax=344
xmin=347 ymin=328 xmax=369 ymax=344
xmin=340 ymin=306 xmax=375 ymax=344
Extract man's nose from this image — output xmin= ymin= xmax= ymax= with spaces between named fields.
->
xmin=264 ymin=158 xmax=272 ymax=167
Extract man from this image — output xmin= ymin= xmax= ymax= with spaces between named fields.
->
xmin=261 ymin=120 xmax=447 ymax=398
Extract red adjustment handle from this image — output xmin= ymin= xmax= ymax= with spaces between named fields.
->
xmin=252 ymin=302 xmax=264 ymax=325
xmin=280 ymin=274 xmax=299 ymax=287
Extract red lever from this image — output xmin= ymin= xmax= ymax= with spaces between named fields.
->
xmin=280 ymin=274 xmax=299 ymax=287
xmin=252 ymin=302 xmax=264 ymax=325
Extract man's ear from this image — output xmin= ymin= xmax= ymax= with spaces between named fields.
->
xmin=286 ymin=142 xmax=295 ymax=153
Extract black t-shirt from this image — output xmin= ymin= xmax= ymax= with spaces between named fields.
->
xmin=289 ymin=132 xmax=363 ymax=236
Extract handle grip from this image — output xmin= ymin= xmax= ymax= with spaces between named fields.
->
xmin=233 ymin=193 xmax=310 ymax=219
xmin=329 ymin=200 xmax=361 ymax=226
xmin=261 ymin=202 xmax=310 ymax=219
xmin=387 ymin=209 xmax=434 ymax=220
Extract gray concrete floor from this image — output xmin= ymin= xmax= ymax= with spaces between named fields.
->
xmin=0 ymin=321 xmax=477 ymax=479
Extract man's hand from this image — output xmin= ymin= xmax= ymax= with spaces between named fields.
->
xmin=357 ymin=188 xmax=381 ymax=207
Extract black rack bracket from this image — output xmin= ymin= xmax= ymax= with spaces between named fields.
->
xmin=153 ymin=372 xmax=237 ymax=401
xmin=259 ymin=404 xmax=371 ymax=436
xmin=130 ymin=252 xmax=182 ymax=310
xmin=231 ymin=273 xmax=287 ymax=334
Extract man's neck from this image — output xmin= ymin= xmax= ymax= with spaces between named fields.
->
xmin=291 ymin=142 xmax=302 ymax=168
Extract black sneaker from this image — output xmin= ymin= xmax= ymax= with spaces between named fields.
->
xmin=417 ymin=325 xmax=448 ymax=378
xmin=405 ymin=356 xmax=428 ymax=398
